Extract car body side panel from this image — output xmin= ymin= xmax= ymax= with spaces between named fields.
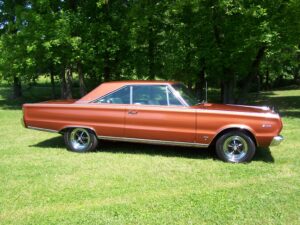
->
xmin=23 ymin=80 xmax=283 ymax=149
xmin=23 ymin=102 xmax=282 ymax=148
xmin=23 ymin=103 xmax=125 ymax=137
xmin=124 ymin=106 xmax=196 ymax=143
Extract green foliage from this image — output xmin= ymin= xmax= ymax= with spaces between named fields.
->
xmin=0 ymin=0 xmax=299 ymax=100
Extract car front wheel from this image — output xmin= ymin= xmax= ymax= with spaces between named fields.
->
xmin=64 ymin=128 xmax=98 ymax=153
xmin=215 ymin=131 xmax=256 ymax=163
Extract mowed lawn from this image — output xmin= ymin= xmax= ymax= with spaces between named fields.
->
xmin=0 ymin=86 xmax=299 ymax=225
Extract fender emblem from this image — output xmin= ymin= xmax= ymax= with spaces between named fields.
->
xmin=262 ymin=124 xmax=272 ymax=128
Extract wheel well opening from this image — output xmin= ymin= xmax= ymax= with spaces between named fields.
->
xmin=59 ymin=127 xmax=97 ymax=136
xmin=210 ymin=128 xmax=257 ymax=148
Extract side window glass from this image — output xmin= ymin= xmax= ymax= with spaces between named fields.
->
xmin=167 ymin=88 xmax=183 ymax=106
xmin=150 ymin=86 xmax=168 ymax=105
xmin=95 ymin=86 xmax=130 ymax=104
xmin=132 ymin=85 xmax=150 ymax=105
xmin=132 ymin=85 xmax=168 ymax=105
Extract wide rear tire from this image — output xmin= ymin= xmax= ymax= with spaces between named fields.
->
xmin=215 ymin=131 xmax=256 ymax=163
xmin=64 ymin=128 xmax=98 ymax=153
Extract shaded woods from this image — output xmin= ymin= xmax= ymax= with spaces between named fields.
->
xmin=0 ymin=0 xmax=299 ymax=103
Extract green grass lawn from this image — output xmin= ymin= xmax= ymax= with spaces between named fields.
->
xmin=0 ymin=86 xmax=299 ymax=225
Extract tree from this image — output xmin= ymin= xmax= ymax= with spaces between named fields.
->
xmin=0 ymin=0 xmax=299 ymax=102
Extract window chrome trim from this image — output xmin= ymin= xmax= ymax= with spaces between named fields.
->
xmin=166 ymin=86 xmax=170 ymax=106
xmin=91 ymin=85 xmax=130 ymax=104
xmin=130 ymin=85 xmax=133 ymax=104
xmin=167 ymin=84 xmax=189 ymax=106
xmin=98 ymin=135 xmax=208 ymax=148
xmin=91 ymin=83 xmax=187 ymax=107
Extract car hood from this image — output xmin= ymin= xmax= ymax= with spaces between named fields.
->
xmin=193 ymin=103 xmax=274 ymax=114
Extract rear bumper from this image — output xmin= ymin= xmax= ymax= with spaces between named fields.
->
xmin=270 ymin=135 xmax=284 ymax=146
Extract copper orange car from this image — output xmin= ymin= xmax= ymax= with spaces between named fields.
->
xmin=22 ymin=81 xmax=283 ymax=163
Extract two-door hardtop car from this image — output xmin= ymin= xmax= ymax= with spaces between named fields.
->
xmin=22 ymin=81 xmax=283 ymax=163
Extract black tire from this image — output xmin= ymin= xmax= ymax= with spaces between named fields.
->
xmin=215 ymin=131 xmax=256 ymax=163
xmin=64 ymin=128 xmax=98 ymax=153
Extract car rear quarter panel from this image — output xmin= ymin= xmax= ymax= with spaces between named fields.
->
xmin=23 ymin=103 xmax=125 ymax=137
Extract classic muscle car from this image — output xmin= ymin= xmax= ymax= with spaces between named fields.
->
xmin=22 ymin=81 xmax=283 ymax=163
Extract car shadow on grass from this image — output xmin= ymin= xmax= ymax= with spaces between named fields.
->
xmin=253 ymin=147 xmax=274 ymax=163
xmin=31 ymin=136 xmax=274 ymax=162
xmin=30 ymin=136 xmax=66 ymax=149
xmin=98 ymin=140 xmax=214 ymax=160
xmin=31 ymin=136 xmax=213 ymax=160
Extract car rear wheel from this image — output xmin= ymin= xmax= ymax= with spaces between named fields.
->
xmin=215 ymin=131 xmax=256 ymax=163
xmin=64 ymin=128 xmax=98 ymax=153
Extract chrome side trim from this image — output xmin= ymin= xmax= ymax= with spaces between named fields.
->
xmin=197 ymin=109 xmax=279 ymax=118
xmin=270 ymin=135 xmax=284 ymax=146
xmin=27 ymin=126 xmax=58 ymax=133
xmin=97 ymin=135 xmax=209 ymax=148
xmin=227 ymin=104 xmax=270 ymax=111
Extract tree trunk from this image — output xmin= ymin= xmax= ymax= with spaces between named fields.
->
xmin=60 ymin=67 xmax=67 ymax=99
xmin=221 ymin=79 xmax=234 ymax=104
xmin=12 ymin=76 xmax=22 ymax=99
xmin=9 ymin=2 xmax=21 ymax=99
xmin=148 ymin=27 xmax=155 ymax=80
xmin=195 ymin=67 xmax=205 ymax=101
xmin=78 ymin=62 xmax=86 ymax=97
xmin=237 ymin=46 xmax=266 ymax=103
xmin=65 ymin=66 xmax=73 ymax=99
xmin=265 ymin=68 xmax=270 ymax=90
xmin=257 ymin=72 xmax=262 ymax=92
xmin=187 ymin=81 xmax=193 ymax=91
xmin=211 ymin=6 xmax=233 ymax=104
xmin=220 ymin=67 xmax=235 ymax=104
xmin=295 ymin=44 xmax=300 ymax=83
xmin=50 ymin=70 xmax=56 ymax=99
xmin=293 ymin=59 xmax=300 ymax=84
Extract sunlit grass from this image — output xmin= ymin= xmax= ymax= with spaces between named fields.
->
xmin=0 ymin=86 xmax=299 ymax=224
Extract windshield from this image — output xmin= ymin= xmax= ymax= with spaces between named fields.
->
xmin=172 ymin=83 xmax=199 ymax=106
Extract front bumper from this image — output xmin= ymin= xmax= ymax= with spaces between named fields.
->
xmin=270 ymin=135 xmax=284 ymax=146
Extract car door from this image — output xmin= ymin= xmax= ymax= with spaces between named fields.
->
xmin=124 ymin=85 xmax=196 ymax=143
xmin=90 ymin=86 xmax=130 ymax=137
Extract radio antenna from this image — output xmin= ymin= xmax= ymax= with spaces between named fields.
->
xmin=205 ymin=81 xmax=208 ymax=103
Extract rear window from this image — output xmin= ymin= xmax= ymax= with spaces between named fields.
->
xmin=94 ymin=86 xmax=130 ymax=104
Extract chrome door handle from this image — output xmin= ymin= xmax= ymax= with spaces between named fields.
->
xmin=128 ymin=111 xmax=138 ymax=115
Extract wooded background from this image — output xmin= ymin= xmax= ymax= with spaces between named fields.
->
xmin=0 ymin=0 xmax=299 ymax=103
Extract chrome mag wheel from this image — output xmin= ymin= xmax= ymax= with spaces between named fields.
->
xmin=70 ymin=128 xmax=91 ymax=151
xmin=222 ymin=135 xmax=248 ymax=162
